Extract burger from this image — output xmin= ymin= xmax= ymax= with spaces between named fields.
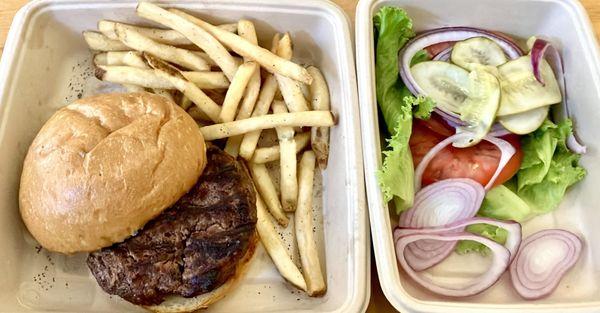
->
xmin=18 ymin=92 xmax=257 ymax=312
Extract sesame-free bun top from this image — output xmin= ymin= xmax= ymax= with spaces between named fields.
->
xmin=19 ymin=92 xmax=206 ymax=254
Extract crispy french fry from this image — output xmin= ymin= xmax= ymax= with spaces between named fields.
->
xmin=180 ymin=95 xmax=193 ymax=110
xmin=136 ymin=2 xmax=239 ymax=80
xmin=238 ymin=75 xmax=278 ymax=159
xmin=113 ymin=23 xmax=210 ymax=71
xmin=181 ymin=71 xmax=230 ymax=89
xmin=152 ymin=88 xmax=174 ymax=102
xmin=275 ymin=33 xmax=309 ymax=112
xmin=296 ymin=150 xmax=326 ymax=296
xmin=238 ymin=34 xmax=281 ymax=159
xmin=250 ymin=163 xmax=288 ymax=226
xmin=251 ymin=132 xmax=311 ymax=164
xmin=100 ymin=20 xmax=238 ymax=46
xmin=224 ymin=20 xmax=262 ymax=157
xmin=168 ymin=9 xmax=313 ymax=85
xmin=83 ymin=31 xmax=129 ymax=51
xmin=256 ymin=195 xmax=307 ymax=291
xmin=144 ymin=53 xmax=221 ymax=122
xmin=124 ymin=84 xmax=145 ymax=92
xmin=307 ymin=66 xmax=331 ymax=169
xmin=95 ymin=66 xmax=173 ymax=89
xmin=200 ymin=111 xmax=334 ymax=141
xmin=271 ymin=101 xmax=297 ymax=212
xmin=94 ymin=51 xmax=147 ymax=68
xmin=220 ymin=62 xmax=259 ymax=122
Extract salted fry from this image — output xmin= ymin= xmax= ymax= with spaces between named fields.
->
xmin=83 ymin=31 xmax=129 ymax=51
xmin=181 ymin=71 xmax=230 ymax=89
xmin=251 ymin=132 xmax=311 ymax=164
xmin=250 ymin=163 xmax=288 ymax=226
xmin=136 ymin=2 xmax=239 ymax=80
xmin=256 ymin=195 xmax=307 ymax=291
xmin=296 ymin=151 xmax=326 ymax=296
xmin=168 ymin=9 xmax=313 ymax=85
xmin=113 ymin=23 xmax=210 ymax=71
xmin=144 ymin=53 xmax=221 ymax=122
xmin=275 ymin=33 xmax=309 ymax=112
xmin=200 ymin=111 xmax=334 ymax=141
xmin=307 ymin=66 xmax=331 ymax=169
xmin=124 ymin=84 xmax=145 ymax=92
xmin=179 ymin=95 xmax=193 ymax=110
xmin=224 ymin=20 xmax=263 ymax=157
xmin=94 ymin=51 xmax=147 ymax=68
xmin=220 ymin=62 xmax=258 ymax=122
xmin=271 ymin=101 xmax=298 ymax=211
xmin=95 ymin=66 xmax=173 ymax=89
xmin=218 ymin=23 xmax=238 ymax=33
xmin=238 ymin=75 xmax=278 ymax=159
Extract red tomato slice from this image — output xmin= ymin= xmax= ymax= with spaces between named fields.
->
xmin=415 ymin=113 xmax=455 ymax=137
xmin=424 ymin=41 xmax=455 ymax=58
xmin=410 ymin=122 xmax=523 ymax=187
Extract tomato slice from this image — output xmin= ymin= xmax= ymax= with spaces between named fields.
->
xmin=415 ymin=113 xmax=455 ymax=137
xmin=424 ymin=41 xmax=455 ymax=58
xmin=410 ymin=122 xmax=523 ymax=187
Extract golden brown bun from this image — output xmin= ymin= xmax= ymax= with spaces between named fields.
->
xmin=146 ymin=232 xmax=258 ymax=313
xmin=19 ymin=92 xmax=206 ymax=254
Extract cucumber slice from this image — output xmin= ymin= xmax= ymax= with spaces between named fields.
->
xmin=451 ymin=37 xmax=508 ymax=71
xmin=497 ymin=55 xmax=562 ymax=116
xmin=454 ymin=69 xmax=501 ymax=147
xmin=499 ymin=106 xmax=549 ymax=135
xmin=411 ymin=61 xmax=470 ymax=113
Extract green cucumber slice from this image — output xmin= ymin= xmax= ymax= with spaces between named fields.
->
xmin=497 ymin=56 xmax=562 ymax=116
xmin=411 ymin=61 xmax=470 ymax=113
xmin=499 ymin=106 xmax=549 ymax=135
xmin=451 ymin=37 xmax=508 ymax=71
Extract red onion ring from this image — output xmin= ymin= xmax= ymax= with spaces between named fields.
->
xmin=395 ymin=217 xmax=522 ymax=263
xmin=395 ymin=232 xmax=511 ymax=297
xmin=531 ymin=38 xmax=586 ymax=154
xmin=414 ymin=133 xmax=515 ymax=191
xmin=432 ymin=46 xmax=453 ymax=61
xmin=398 ymin=179 xmax=484 ymax=271
xmin=510 ymin=229 xmax=582 ymax=300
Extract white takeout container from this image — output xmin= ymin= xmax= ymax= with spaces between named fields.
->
xmin=0 ymin=0 xmax=369 ymax=312
xmin=356 ymin=0 xmax=600 ymax=312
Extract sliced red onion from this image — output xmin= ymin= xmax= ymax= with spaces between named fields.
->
xmin=396 ymin=232 xmax=511 ymax=297
xmin=510 ymin=229 xmax=582 ymax=300
xmin=531 ymin=38 xmax=586 ymax=154
xmin=488 ymin=123 xmax=511 ymax=137
xmin=395 ymin=217 xmax=522 ymax=263
xmin=398 ymin=178 xmax=484 ymax=271
xmin=414 ymin=133 xmax=515 ymax=191
xmin=432 ymin=46 xmax=453 ymax=61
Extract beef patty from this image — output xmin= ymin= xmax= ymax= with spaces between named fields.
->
xmin=87 ymin=145 xmax=257 ymax=306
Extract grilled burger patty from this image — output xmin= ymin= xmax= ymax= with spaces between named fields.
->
xmin=87 ymin=146 xmax=257 ymax=306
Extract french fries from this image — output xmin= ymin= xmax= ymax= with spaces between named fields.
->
xmin=272 ymin=101 xmax=298 ymax=212
xmin=86 ymin=4 xmax=336 ymax=296
xmin=112 ymin=23 xmax=210 ymax=71
xmin=256 ymin=195 xmax=307 ymax=291
xmin=201 ymin=111 xmax=334 ymax=141
xmin=224 ymin=20 xmax=262 ymax=157
xmin=307 ymin=66 xmax=331 ymax=169
xmin=100 ymin=20 xmax=237 ymax=46
xmin=136 ymin=2 xmax=239 ymax=80
xmin=168 ymin=9 xmax=314 ymax=85
xmin=250 ymin=163 xmax=288 ymax=226
xmin=220 ymin=62 xmax=258 ymax=122
xmin=83 ymin=31 xmax=129 ymax=51
xmin=181 ymin=71 xmax=230 ymax=89
xmin=251 ymin=132 xmax=311 ymax=164
xmin=275 ymin=34 xmax=309 ymax=113
xmin=296 ymin=151 xmax=326 ymax=296
xmin=144 ymin=53 xmax=221 ymax=122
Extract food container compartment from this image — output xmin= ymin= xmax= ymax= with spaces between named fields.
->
xmin=356 ymin=0 xmax=600 ymax=312
xmin=0 ymin=0 xmax=369 ymax=312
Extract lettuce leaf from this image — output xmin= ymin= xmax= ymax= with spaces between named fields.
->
xmin=374 ymin=7 xmax=435 ymax=214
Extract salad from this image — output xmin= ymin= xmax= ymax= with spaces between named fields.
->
xmin=375 ymin=7 xmax=586 ymax=299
